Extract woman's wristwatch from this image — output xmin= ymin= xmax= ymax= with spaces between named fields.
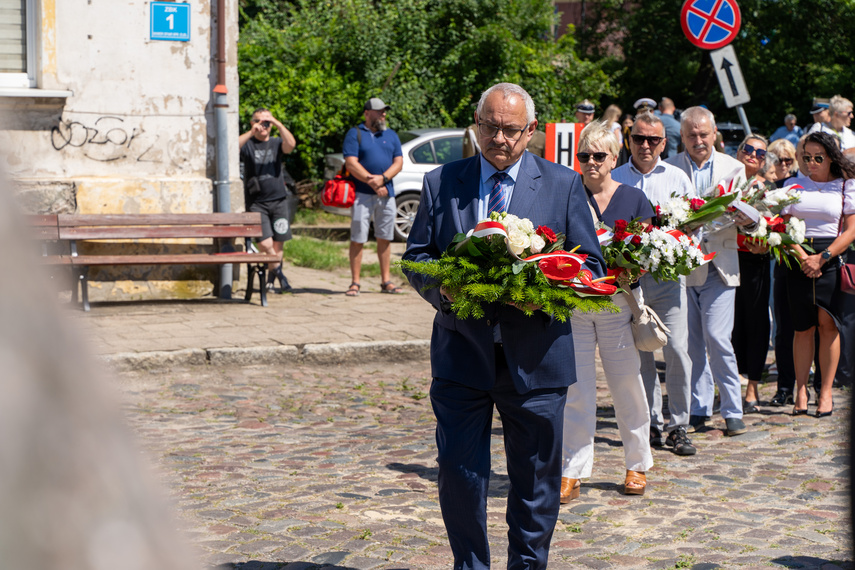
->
xmin=821 ymin=249 xmax=832 ymax=263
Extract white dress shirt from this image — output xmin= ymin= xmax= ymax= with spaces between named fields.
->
xmin=611 ymin=157 xmax=696 ymax=206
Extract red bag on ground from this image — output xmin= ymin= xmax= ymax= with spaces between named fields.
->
xmin=322 ymin=168 xmax=356 ymax=208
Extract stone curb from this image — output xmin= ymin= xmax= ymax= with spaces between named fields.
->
xmin=100 ymin=340 xmax=430 ymax=371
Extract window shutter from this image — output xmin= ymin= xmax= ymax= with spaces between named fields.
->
xmin=0 ymin=0 xmax=26 ymax=74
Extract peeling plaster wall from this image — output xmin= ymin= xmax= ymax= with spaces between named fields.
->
xmin=0 ymin=0 xmax=245 ymax=301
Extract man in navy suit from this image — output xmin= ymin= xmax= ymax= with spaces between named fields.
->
xmin=403 ymin=83 xmax=606 ymax=570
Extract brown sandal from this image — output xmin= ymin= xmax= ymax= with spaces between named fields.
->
xmin=623 ymin=470 xmax=646 ymax=496
xmin=346 ymin=282 xmax=360 ymax=297
xmin=560 ymin=477 xmax=580 ymax=504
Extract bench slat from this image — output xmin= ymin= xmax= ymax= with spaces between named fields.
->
xmin=57 ymin=213 xmax=263 ymax=226
xmin=59 ymin=226 xmax=264 ymax=239
xmin=70 ymin=253 xmax=280 ymax=266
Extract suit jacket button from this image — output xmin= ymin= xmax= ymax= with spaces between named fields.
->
xmin=486 ymin=320 xmax=491 ymax=326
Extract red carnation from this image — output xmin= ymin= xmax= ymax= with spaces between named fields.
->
xmin=690 ymin=198 xmax=706 ymax=211
xmin=536 ymin=225 xmax=557 ymax=244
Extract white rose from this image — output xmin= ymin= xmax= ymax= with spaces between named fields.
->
xmin=507 ymin=230 xmax=528 ymax=255
xmin=530 ymin=233 xmax=546 ymax=253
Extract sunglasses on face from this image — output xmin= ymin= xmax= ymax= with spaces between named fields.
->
xmin=630 ymin=134 xmax=663 ymax=147
xmin=740 ymin=144 xmax=766 ymax=159
xmin=803 ymin=154 xmax=825 ymax=164
xmin=778 ymin=157 xmax=794 ymax=166
xmin=576 ymin=152 xmax=609 ymax=163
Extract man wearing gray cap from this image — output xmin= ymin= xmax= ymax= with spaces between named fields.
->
xmin=342 ymin=97 xmax=404 ymax=296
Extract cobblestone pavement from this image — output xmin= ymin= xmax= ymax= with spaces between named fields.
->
xmin=116 ymin=360 xmax=852 ymax=570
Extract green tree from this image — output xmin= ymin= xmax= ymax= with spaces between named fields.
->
xmin=578 ymin=0 xmax=855 ymax=135
xmin=238 ymin=0 xmax=616 ymax=181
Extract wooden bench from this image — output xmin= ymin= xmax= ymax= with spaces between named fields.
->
xmin=32 ymin=213 xmax=281 ymax=310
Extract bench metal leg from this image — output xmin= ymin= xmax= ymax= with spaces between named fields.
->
xmin=245 ymin=263 xmax=269 ymax=307
xmin=245 ymin=263 xmax=256 ymax=303
xmin=73 ymin=267 xmax=90 ymax=311
xmin=258 ymin=266 xmax=269 ymax=307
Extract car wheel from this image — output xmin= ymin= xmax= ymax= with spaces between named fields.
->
xmin=393 ymin=193 xmax=420 ymax=242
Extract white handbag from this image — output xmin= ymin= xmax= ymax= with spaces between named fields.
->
xmin=621 ymin=290 xmax=670 ymax=352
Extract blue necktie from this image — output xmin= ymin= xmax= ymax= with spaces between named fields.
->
xmin=488 ymin=172 xmax=508 ymax=214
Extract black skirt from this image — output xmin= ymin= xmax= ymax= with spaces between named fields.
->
xmin=784 ymin=237 xmax=844 ymax=332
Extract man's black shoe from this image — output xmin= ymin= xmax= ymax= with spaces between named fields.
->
xmin=688 ymin=414 xmax=710 ymax=433
xmin=650 ymin=426 xmax=666 ymax=447
xmin=665 ymin=427 xmax=697 ymax=456
xmin=769 ymin=390 xmax=793 ymax=407
xmin=725 ymin=417 xmax=747 ymax=436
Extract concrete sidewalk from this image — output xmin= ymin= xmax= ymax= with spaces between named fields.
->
xmin=66 ymin=250 xmax=436 ymax=370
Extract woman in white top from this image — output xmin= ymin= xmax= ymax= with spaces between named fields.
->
xmin=601 ymin=104 xmax=623 ymax=145
xmin=782 ymin=132 xmax=855 ymax=417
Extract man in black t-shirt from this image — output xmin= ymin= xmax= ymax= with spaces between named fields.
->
xmin=239 ymin=108 xmax=297 ymax=292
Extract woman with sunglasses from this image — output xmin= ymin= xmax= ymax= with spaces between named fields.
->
xmin=766 ymin=139 xmax=798 ymax=185
xmin=732 ymin=135 xmax=772 ymax=412
xmin=766 ymin=138 xmax=800 ymax=408
xmin=781 ymin=132 xmax=855 ymax=417
xmin=737 ymin=134 xmax=769 ymax=182
xmin=560 ymin=122 xmax=654 ymax=503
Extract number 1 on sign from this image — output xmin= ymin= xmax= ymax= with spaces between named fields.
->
xmin=166 ymin=13 xmax=174 ymax=30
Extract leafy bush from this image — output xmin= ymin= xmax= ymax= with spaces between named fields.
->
xmin=239 ymin=0 xmax=616 ymax=182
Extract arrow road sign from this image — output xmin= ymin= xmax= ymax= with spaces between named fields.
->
xmin=710 ymin=45 xmax=750 ymax=108
xmin=681 ymin=0 xmax=741 ymax=50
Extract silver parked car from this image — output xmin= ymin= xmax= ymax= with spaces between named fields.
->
xmin=323 ymin=128 xmax=466 ymax=241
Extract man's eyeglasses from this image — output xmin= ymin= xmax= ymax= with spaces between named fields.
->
xmin=477 ymin=122 xmax=529 ymax=142
xmin=741 ymin=144 xmax=767 ymax=159
xmin=778 ymin=157 xmax=794 ymax=166
xmin=803 ymin=154 xmax=825 ymax=164
xmin=630 ymin=134 xmax=663 ymax=147
xmin=576 ymin=152 xmax=609 ymax=163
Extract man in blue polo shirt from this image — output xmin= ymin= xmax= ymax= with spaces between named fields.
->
xmin=342 ymin=98 xmax=404 ymax=297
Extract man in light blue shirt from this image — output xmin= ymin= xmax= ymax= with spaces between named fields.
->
xmin=612 ymin=111 xmax=697 ymax=456
xmin=769 ymin=114 xmax=803 ymax=147
xmin=665 ymin=106 xmax=750 ymax=442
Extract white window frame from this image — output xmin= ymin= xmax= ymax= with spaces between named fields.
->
xmin=0 ymin=0 xmax=36 ymax=88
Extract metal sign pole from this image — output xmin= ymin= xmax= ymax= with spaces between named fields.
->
xmin=735 ymin=105 xmax=752 ymax=136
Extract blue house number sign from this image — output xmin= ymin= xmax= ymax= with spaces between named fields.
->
xmin=151 ymin=2 xmax=190 ymax=42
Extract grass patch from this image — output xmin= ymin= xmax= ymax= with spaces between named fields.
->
xmin=361 ymin=262 xmax=406 ymax=281
xmin=282 ymin=236 xmax=348 ymax=271
xmin=294 ymin=208 xmax=347 ymax=226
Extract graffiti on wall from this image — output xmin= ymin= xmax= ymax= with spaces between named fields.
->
xmin=50 ymin=115 xmax=193 ymax=167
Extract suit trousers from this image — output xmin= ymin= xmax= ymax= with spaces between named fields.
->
xmin=688 ymin=269 xmax=744 ymax=419
xmin=562 ymin=291 xmax=653 ymax=478
xmin=638 ymin=274 xmax=693 ymax=432
xmin=430 ymin=348 xmax=567 ymax=570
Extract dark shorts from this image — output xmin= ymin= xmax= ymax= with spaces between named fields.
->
xmin=249 ymin=196 xmax=294 ymax=242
